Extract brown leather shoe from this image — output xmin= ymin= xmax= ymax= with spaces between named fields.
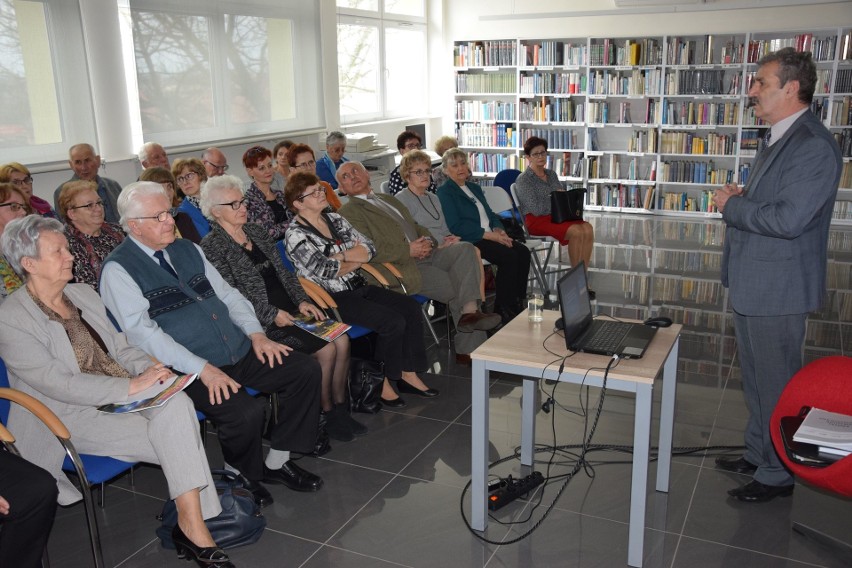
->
xmin=455 ymin=353 xmax=472 ymax=365
xmin=457 ymin=311 xmax=501 ymax=332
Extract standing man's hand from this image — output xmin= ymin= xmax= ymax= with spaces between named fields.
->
xmin=713 ymin=183 xmax=743 ymax=214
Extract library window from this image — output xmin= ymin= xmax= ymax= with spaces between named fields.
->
xmin=337 ymin=1 xmax=426 ymax=123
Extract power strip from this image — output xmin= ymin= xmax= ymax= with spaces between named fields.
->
xmin=488 ymin=472 xmax=545 ymax=511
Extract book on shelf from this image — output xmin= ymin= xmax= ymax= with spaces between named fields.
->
xmin=792 ymin=407 xmax=852 ymax=457
xmin=292 ymin=315 xmax=351 ymax=343
xmin=98 ymin=373 xmax=197 ymax=414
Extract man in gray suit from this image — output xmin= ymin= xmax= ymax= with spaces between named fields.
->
xmin=713 ymin=48 xmax=841 ymax=502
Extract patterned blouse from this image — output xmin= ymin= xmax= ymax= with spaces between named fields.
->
xmin=244 ymin=181 xmax=293 ymax=242
xmin=0 ymin=254 xmax=23 ymax=303
xmin=284 ymin=212 xmax=376 ymax=294
xmin=66 ymin=222 xmax=125 ymax=292
xmin=514 ymin=167 xmax=564 ymax=217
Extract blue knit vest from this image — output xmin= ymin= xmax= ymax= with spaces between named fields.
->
xmin=104 ymin=239 xmax=251 ymax=367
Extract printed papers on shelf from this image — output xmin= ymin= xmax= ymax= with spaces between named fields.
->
xmin=793 ymin=408 xmax=852 ymax=456
xmin=98 ymin=373 xmax=197 ymax=414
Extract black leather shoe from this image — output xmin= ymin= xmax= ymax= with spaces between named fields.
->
xmin=588 ymin=289 xmax=597 ymax=301
xmin=396 ymin=380 xmax=439 ymax=398
xmin=239 ymin=476 xmax=273 ymax=508
xmin=263 ymin=460 xmax=323 ymax=492
xmin=727 ymin=479 xmax=793 ymax=503
xmin=715 ymin=456 xmax=758 ymax=474
xmin=380 ymin=395 xmax=407 ymax=408
xmin=308 ymin=429 xmax=332 ymax=457
xmin=172 ymin=524 xmax=234 ymax=568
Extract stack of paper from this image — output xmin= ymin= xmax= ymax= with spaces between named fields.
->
xmin=793 ymin=408 xmax=852 ymax=457
xmin=346 ymin=133 xmax=376 ymax=152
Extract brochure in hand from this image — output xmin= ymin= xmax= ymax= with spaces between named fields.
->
xmin=292 ymin=314 xmax=351 ymax=342
xmin=97 ymin=373 xmax=198 ymax=414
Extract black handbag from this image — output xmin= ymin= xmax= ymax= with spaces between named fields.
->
xmin=348 ymin=358 xmax=384 ymax=414
xmin=551 ymin=188 xmax=586 ymax=223
xmin=156 ymin=469 xmax=266 ymax=550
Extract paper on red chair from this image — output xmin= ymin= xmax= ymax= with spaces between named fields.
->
xmin=97 ymin=373 xmax=197 ymax=414
xmin=793 ymin=408 xmax=852 ymax=456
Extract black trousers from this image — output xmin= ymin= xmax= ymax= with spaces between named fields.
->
xmin=184 ymin=347 xmax=321 ymax=481
xmin=475 ymin=239 xmax=531 ymax=311
xmin=0 ymin=450 xmax=58 ymax=568
xmin=332 ymin=285 xmax=428 ymax=380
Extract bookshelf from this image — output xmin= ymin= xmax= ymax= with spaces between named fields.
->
xmin=452 ymin=28 xmax=852 ymax=225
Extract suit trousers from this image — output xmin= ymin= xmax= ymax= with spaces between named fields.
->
xmin=474 ymin=239 xmax=531 ymax=311
xmin=185 ymin=348 xmax=321 ymax=481
xmin=733 ymin=310 xmax=807 ymax=486
xmin=0 ymin=450 xmax=58 ymax=568
xmin=416 ymin=242 xmax=487 ymax=354
xmin=332 ymin=285 xmax=428 ymax=380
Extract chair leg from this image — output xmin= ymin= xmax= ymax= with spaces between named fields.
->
xmin=65 ymin=447 xmax=106 ymax=568
xmin=422 ymin=302 xmax=440 ymax=345
xmin=98 ymin=483 xmax=105 ymax=509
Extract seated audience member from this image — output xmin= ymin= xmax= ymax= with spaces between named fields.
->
xmin=58 ymin=180 xmax=125 ymax=292
xmin=387 ymin=130 xmax=436 ymax=195
xmin=0 ymin=216 xmax=232 ymax=568
xmin=0 ymin=162 xmax=57 ymax=218
xmin=430 ymin=136 xmax=459 ymax=187
xmin=100 ymin=182 xmax=323 ymax=506
xmin=202 ymin=147 xmax=229 ymax=177
xmin=243 ymin=146 xmax=290 ymax=241
xmin=437 ymin=149 xmax=531 ymax=323
xmin=337 ymin=161 xmax=498 ymax=364
xmin=0 ymin=452 xmax=58 ymax=568
xmin=315 ymin=131 xmax=349 ymax=190
xmin=284 ymin=172 xmax=435 ymax=408
xmin=139 ymin=166 xmax=202 ymax=242
xmin=172 ymin=158 xmax=211 ymax=240
xmin=138 ymin=142 xmax=170 ymax=170
xmin=272 ymin=140 xmax=294 ymax=192
xmin=53 ymin=144 xmax=122 ymax=223
xmin=200 ymin=175 xmax=365 ymax=442
xmin=287 ymin=143 xmax=342 ymax=209
xmin=515 ymin=136 xmax=595 ymax=277
xmin=0 ymin=183 xmax=30 ymax=302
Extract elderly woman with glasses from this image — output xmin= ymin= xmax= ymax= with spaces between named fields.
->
xmin=0 ymin=162 xmax=58 ymax=218
xmin=139 ymin=167 xmax=202 ymax=243
xmin=0 ymin=215 xmax=232 ymax=568
xmin=0 ymin=183 xmax=32 ymax=302
xmin=315 ymin=131 xmax=349 ymax=190
xmin=171 ymin=158 xmax=211 ymax=241
xmin=516 ymin=136 xmax=595 ymax=276
xmin=58 ymin=180 xmax=125 ymax=292
xmin=243 ymin=146 xmax=292 ymax=242
xmin=199 ymin=175 xmax=364 ymax=442
xmin=286 ymin=143 xmax=341 ymax=210
xmin=387 ymin=130 xmax=436 ymax=195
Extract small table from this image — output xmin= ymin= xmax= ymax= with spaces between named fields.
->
xmin=470 ymin=310 xmax=681 ymax=567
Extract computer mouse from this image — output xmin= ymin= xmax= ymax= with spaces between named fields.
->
xmin=643 ymin=316 xmax=673 ymax=328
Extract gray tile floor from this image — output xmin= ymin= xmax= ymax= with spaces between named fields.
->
xmin=43 ymin=213 xmax=850 ymax=568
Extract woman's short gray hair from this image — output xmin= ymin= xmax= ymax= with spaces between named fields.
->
xmin=200 ymin=174 xmax=245 ymax=219
xmin=118 ymin=181 xmax=168 ymax=232
xmin=1 ymin=216 xmax=65 ymax=278
xmin=326 ymin=131 xmax=346 ymax=146
xmin=441 ymin=148 xmax=468 ymax=172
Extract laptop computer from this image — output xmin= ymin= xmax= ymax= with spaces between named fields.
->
xmin=557 ymin=262 xmax=657 ymax=359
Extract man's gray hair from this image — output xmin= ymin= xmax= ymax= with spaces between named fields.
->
xmin=1 ymin=216 xmax=65 ymax=278
xmin=200 ymin=175 xmax=245 ymax=219
xmin=118 ymin=181 xmax=169 ymax=232
xmin=137 ymin=141 xmax=158 ymax=163
xmin=326 ymin=131 xmax=346 ymax=146
xmin=335 ymin=161 xmax=366 ymax=185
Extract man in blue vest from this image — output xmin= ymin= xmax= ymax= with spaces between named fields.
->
xmin=101 ymin=182 xmax=323 ymax=507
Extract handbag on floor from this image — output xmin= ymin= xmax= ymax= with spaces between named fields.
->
xmin=348 ymin=358 xmax=384 ymax=414
xmin=156 ymin=469 xmax=266 ymax=550
xmin=551 ymin=188 xmax=586 ymax=223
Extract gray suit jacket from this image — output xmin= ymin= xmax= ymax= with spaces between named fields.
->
xmin=0 ymin=284 xmax=153 ymax=504
xmin=721 ymin=110 xmax=841 ymax=316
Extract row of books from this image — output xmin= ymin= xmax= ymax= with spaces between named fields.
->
xmin=454 ymin=101 xmax=516 ymax=122
xmin=456 ymin=123 xmax=517 ymax=148
xmin=833 ymin=130 xmax=852 ymax=159
xmin=659 ymin=131 xmax=736 ymax=156
xmin=589 ymin=38 xmax=663 ymax=66
xmin=655 ymin=250 xmax=722 ymax=274
xmin=518 ymin=98 xmax=583 ymax=123
xmin=453 ymin=40 xmax=517 ymax=67
xmin=628 ymin=129 xmax=658 ymax=153
xmin=659 ymin=190 xmax=719 ymax=215
xmin=659 ymin=219 xmax=726 ymax=245
xmin=830 ymin=96 xmax=852 ymax=127
xmin=516 ymin=128 xmax=581 ymax=151
xmin=455 ymin=72 xmax=516 ymax=94
xmin=740 ymin=128 xmax=765 ymax=151
xmin=746 ymin=34 xmax=837 ymax=63
xmin=666 ymin=69 xmax=738 ymax=96
xmin=836 ymin=68 xmax=852 ymax=94
xmin=662 ymin=307 xmax=729 ymax=334
xmin=519 ymin=71 xmax=586 ymax=95
xmin=815 ymin=69 xmax=833 ymax=95
xmin=654 ymin=272 xmax=724 ymax=306
xmin=587 ymin=183 xmax=655 ymax=210
xmin=827 ymin=262 xmax=851 ymax=290
xmin=659 ymin=161 xmax=735 ymax=185
xmin=588 ymin=154 xmax=655 ymax=182
xmin=466 ymin=152 xmax=519 ymax=174
xmin=588 ymin=68 xmax=663 ymax=96
xmin=520 ymin=41 xmax=587 ymax=67
xmin=840 ymin=162 xmax=852 ymax=189
xmin=667 ymin=36 xmax=746 ymax=66
xmin=832 ymin=200 xmax=852 ymax=221
xmin=660 ymin=100 xmax=740 ymax=126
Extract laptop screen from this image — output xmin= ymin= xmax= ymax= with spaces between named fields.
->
xmin=557 ymin=261 xmax=594 ymax=348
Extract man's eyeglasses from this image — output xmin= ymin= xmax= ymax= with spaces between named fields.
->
xmin=131 ymin=209 xmax=177 ymax=223
xmin=216 ymin=198 xmax=247 ymax=210
xmin=294 ymin=160 xmax=316 ymax=169
xmin=176 ymin=172 xmax=198 ymax=184
xmin=0 ymin=202 xmax=26 ymax=212
xmin=296 ymin=188 xmax=325 ymax=201
xmin=409 ymin=169 xmax=431 ymax=178
xmin=203 ymin=160 xmax=229 ymax=172
xmin=530 ymin=151 xmax=548 ymax=158
xmin=69 ymin=200 xmax=104 ymax=211
xmin=10 ymin=176 xmax=33 ymax=186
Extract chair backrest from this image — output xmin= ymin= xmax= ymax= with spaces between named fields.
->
xmin=509 ymin=183 xmax=532 ymax=238
xmin=493 ymin=169 xmax=521 ymax=193
xmin=379 ymin=180 xmax=389 ymax=194
xmin=483 ymin=185 xmax=514 ymax=216
xmin=0 ymin=358 xmax=9 ymax=424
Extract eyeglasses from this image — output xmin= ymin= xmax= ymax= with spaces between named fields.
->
xmin=409 ymin=169 xmax=431 ymax=178
xmin=296 ymin=188 xmax=325 ymax=201
xmin=530 ymin=151 xmax=548 ymax=158
xmin=216 ymin=198 xmax=248 ymax=210
xmin=203 ymin=160 xmax=229 ymax=172
xmin=131 ymin=208 xmax=177 ymax=223
xmin=294 ymin=160 xmax=316 ymax=169
xmin=10 ymin=176 xmax=33 ymax=186
xmin=69 ymin=200 xmax=104 ymax=211
xmin=0 ymin=202 xmax=26 ymax=212
xmin=403 ymin=143 xmax=422 ymax=150
xmin=176 ymin=171 xmax=198 ymax=184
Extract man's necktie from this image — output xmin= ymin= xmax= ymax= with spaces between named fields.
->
xmin=153 ymin=250 xmax=178 ymax=279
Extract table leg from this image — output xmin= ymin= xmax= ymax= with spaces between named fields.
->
xmin=471 ymin=358 xmax=489 ymax=531
xmin=520 ymin=378 xmax=539 ymax=466
xmin=628 ymin=384 xmax=653 ymax=568
xmin=656 ymin=337 xmax=679 ymax=493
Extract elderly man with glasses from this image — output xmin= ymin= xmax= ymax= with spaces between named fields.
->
xmin=201 ymin=147 xmax=230 ymax=177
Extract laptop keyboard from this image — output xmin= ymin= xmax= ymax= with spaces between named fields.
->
xmin=583 ymin=321 xmax=633 ymax=353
